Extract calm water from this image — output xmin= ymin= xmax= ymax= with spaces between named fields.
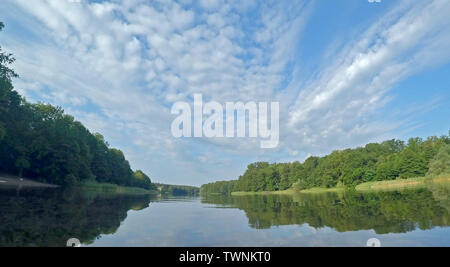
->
xmin=1 ymin=185 xmax=449 ymax=247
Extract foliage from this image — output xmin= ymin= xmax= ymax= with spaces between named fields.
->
xmin=0 ymin=22 xmax=153 ymax=190
xmin=201 ymin=135 xmax=450 ymax=194
xmin=155 ymin=183 xmax=199 ymax=196
xmin=427 ymin=144 xmax=450 ymax=177
xmin=79 ymin=180 xmax=154 ymax=195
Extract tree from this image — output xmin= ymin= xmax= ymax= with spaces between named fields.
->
xmin=427 ymin=144 xmax=450 ymax=177
xmin=200 ymin=132 xmax=450 ymax=194
xmin=0 ymin=22 xmax=18 ymax=82
xmin=397 ymin=148 xmax=427 ymax=179
xmin=15 ymin=156 xmax=30 ymax=178
xmin=0 ymin=21 xmax=19 ymax=142
xmin=132 ymin=170 xmax=154 ymax=190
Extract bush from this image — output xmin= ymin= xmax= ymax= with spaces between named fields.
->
xmin=64 ymin=174 xmax=78 ymax=186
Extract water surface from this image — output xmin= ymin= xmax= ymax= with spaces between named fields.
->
xmin=1 ymin=185 xmax=449 ymax=247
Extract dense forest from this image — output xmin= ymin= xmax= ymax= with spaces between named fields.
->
xmin=0 ymin=22 xmax=154 ymax=190
xmin=155 ymin=183 xmax=200 ymax=196
xmin=201 ymin=134 xmax=450 ymax=195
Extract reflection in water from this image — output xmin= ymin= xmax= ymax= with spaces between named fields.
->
xmin=202 ymin=187 xmax=450 ymax=234
xmin=0 ymin=187 xmax=154 ymax=247
xmin=0 ymin=185 xmax=449 ymax=247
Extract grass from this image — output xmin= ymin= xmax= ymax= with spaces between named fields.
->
xmin=355 ymin=175 xmax=450 ymax=192
xmin=298 ymin=187 xmax=345 ymax=194
xmin=77 ymin=181 xmax=158 ymax=195
xmin=227 ymin=175 xmax=450 ymax=196
xmin=231 ymin=188 xmax=297 ymax=196
xmin=231 ymin=187 xmax=344 ymax=196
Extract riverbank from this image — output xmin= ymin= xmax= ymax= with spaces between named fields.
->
xmin=229 ymin=175 xmax=450 ymax=196
xmin=0 ymin=174 xmax=157 ymax=195
xmin=231 ymin=189 xmax=297 ymax=196
xmin=0 ymin=175 xmax=59 ymax=188
xmin=355 ymin=175 xmax=450 ymax=192
xmin=298 ymin=187 xmax=345 ymax=194
xmin=231 ymin=187 xmax=344 ymax=196
xmin=77 ymin=181 xmax=158 ymax=195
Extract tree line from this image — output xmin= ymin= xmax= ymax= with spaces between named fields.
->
xmin=201 ymin=134 xmax=450 ymax=195
xmin=0 ymin=22 xmax=154 ymax=190
xmin=154 ymin=183 xmax=200 ymax=196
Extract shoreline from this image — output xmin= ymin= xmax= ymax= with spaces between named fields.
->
xmin=231 ymin=189 xmax=298 ymax=196
xmin=78 ymin=181 xmax=158 ymax=195
xmin=0 ymin=175 xmax=158 ymax=195
xmin=0 ymin=175 xmax=59 ymax=188
xmin=231 ymin=187 xmax=344 ymax=196
xmin=229 ymin=175 xmax=450 ymax=196
xmin=354 ymin=175 xmax=450 ymax=192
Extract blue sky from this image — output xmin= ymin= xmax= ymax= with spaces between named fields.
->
xmin=0 ymin=0 xmax=449 ymax=186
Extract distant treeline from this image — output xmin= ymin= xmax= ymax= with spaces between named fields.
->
xmin=0 ymin=22 xmax=154 ymax=190
xmin=155 ymin=183 xmax=200 ymax=196
xmin=201 ymin=135 xmax=450 ymax=195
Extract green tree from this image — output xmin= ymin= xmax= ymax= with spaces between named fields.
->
xmin=427 ymin=144 xmax=450 ymax=177
xmin=0 ymin=21 xmax=19 ymax=143
xmin=201 ymin=133 xmax=450 ymax=194
xmin=398 ymin=148 xmax=427 ymax=179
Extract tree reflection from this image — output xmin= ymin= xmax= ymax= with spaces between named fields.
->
xmin=202 ymin=187 xmax=450 ymax=234
xmin=0 ymin=187 xmax=154 ymax=247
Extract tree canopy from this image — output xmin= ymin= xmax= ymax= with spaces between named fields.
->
xmin=427 ymin=144 xmax=450 ymax=177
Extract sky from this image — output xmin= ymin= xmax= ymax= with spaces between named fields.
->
xmin=0 ymin=0 xmax=449 ymax=186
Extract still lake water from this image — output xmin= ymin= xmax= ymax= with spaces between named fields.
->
xmin=1 ymin=185 xmax=449 ymax=247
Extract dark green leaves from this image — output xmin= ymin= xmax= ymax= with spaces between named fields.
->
xmin=202 ymin=135 xmax=450 ymax=194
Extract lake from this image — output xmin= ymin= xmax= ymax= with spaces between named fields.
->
xmin=1 ymin=185 xmax=449 ymax=247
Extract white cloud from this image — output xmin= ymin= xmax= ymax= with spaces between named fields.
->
xmin=286 ymin=0 xmax=450 ymax=156
xmin=1 ymin=0 xmax=311 ymax=185
xmin=1 ymin=0 xmax=449 ymax=185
